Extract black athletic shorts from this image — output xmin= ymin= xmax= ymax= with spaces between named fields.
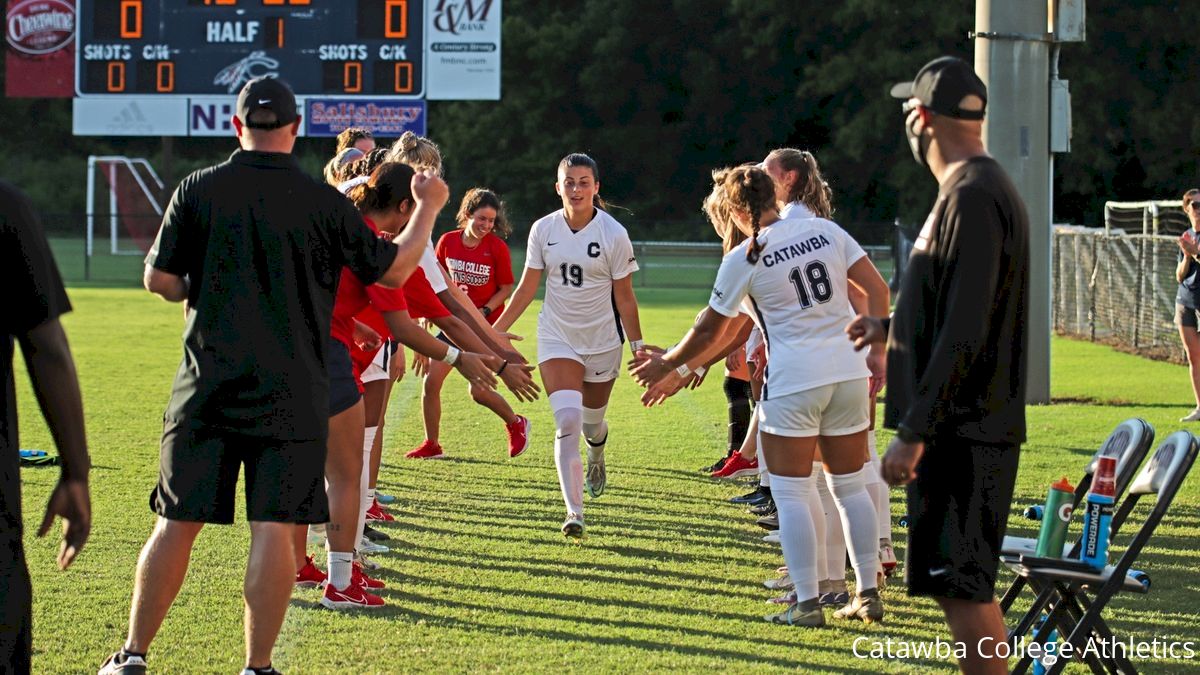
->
xmin=328 ymin=338 xmax=361 ymax=417
xmin=1175 ymin=304 xmax=1200 ymax=329
xmin=904 ymin=438 xmax=1020 ymax=602
xmin=151 ymin=417 xmax=329 ymax=524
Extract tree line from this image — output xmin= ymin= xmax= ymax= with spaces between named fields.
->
xmin=1 ymin=0 xmax=1196 ymax=244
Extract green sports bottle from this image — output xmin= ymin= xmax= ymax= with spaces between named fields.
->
xmin=1034 ymin=477 xmax=1075 ymax=557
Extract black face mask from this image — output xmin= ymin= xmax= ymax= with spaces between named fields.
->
xmin=905 ymin=113 xmax=931 ymax=168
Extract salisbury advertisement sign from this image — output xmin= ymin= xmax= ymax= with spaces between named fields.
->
xmin=6 ymin=0 xmax=74 ymax=97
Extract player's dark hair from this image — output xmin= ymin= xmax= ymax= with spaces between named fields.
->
xmin=718 ymin=165 xmax=775 ymax=264
xmin=456 ymin=187 xmax=511 ymax=239
xmin=766 ymin=148 xmax=833 ymax=218
xmin=1183 ymin=188 xmax=1200 ymax=213
xmin=344 ymin=147 xmax=390 ymax=181
xmin=558 ymin=153 xmax=608 ymax=211
xmin=348 ymin=161 xmax=415 ymax=215
xmin=336 ymin=127 xmax=374 ymax=153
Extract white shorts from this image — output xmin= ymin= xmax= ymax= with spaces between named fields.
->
xmin=360 ymin=342 xmax=393 ymax=384
xmin=757 ymin=378 xmax=870 ymax=438
xmin=538 ymin=334 xmax=622 ymax=383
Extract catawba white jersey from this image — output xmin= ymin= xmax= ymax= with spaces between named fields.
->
xmin=709 ymin=216 xmax=870 ymax=400
xmin=526 ymin=208 xmax=639 ymax=354
xmin=419 ymin=241 xmax=448 ymax=293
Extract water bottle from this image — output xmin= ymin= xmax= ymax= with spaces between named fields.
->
xmin=1032 ymin=621 xmax=1059 ymax=675
xmin=1079 ymin=456 xmax=1117 ymax=570
xmin=1023 ymin=505 xmax=1045 ymax=521
xmin=1035 ymin=477 xmax=1075 ymax=557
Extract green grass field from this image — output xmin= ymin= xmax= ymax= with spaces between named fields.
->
xmin=12 ymin=287 xmax=1200 ymax=673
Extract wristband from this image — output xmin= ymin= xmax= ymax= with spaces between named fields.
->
xmin=495 ymin=359 xmax=508 ymax=375
xmin=896 ymin=425 xmax=923 ymax=444
xmin=695 ymin=365 xmax=707 ymax=378
xmin=674 ymin=363 xmax=692 ymax=378
xmin=630 ymin=339 xmax=645 ymax=353
xmin=442 ymin=346 xmax=461 ymax=365
xmin=481 ymin=306 xmax=492 ymax=316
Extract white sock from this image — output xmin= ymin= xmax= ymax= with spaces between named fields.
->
xmin=327 ymin=550 xmax=354 ymax=591
xmin=817 ymin=466 xmax=847 ymax=584
xmin=582 ymin=406 xmax=608 ymax=461
xmin=867 ymin=456 xmax=891 ymax=542
xmin=808 ymin=462 xmax=828 ymax=584
xmin=357 ymin=426 xmax=378 ymax=542
xmin=757 ymin=429 xmax=770 ymax=487
xmin=550 ymin=390 xmax=584 ymax=516
xmin=769 ymin=473 xmax=819 ymax=602
xmin=367 ymin=487 xmax=376 ymax=504
xmin=827 ymin=467 xmax=881 ymax=593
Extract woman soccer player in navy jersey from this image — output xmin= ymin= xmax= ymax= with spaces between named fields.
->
xmin=633 ymin=165 xmax=890 ymax=626
xmin=492 ymin=153 xmax=646 ymax=538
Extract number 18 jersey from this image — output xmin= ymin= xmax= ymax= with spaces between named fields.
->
xmin=708 ymin=216 xmax=870 ymax=400
xmin=525 ymin=209 xmax=639 ymax=354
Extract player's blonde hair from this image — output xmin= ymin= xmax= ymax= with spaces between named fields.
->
xmin=703 ymin=174 xmax=744 ymax=254
xmin=323 ymin=147 xmax=364 ymax=186
xmin=388 ymin=131 xmax=443 ymax=176
xmin=765 ymin=148 xmax=833 ymax=218
xmin=712 ymin=165 xmax=775 ymax=264
xmin=456 ymin=188 xmax=511 ymax=239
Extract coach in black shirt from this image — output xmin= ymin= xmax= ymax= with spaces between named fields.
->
xmin=848 ymin=56 xmax=1029 ymax=675
xmin=0 ymin=181 xmax=91 ymax=673
xmin=99 ymin=77 xmax=449 ymax=675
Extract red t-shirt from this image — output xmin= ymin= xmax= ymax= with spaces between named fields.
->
xmin=402 ymin=267 xmax=451 ymax=320
xmin=330 ymin=217 xmax=408 ymax=349
xmin=436 ymin=230 xmax=513 ymax=322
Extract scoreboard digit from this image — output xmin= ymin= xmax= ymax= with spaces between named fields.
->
xmin=75 ymin=0 xmax=424 ymax=97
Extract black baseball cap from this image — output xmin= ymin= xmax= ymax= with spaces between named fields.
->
xmin=890 ymin=56 xmax=987 ymax=120
xmin=236 ymin=76 xmax=298 ymax=129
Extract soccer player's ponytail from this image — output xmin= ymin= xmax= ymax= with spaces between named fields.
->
xmin=715 ymin=165 xmax=774 ymax=264
xmin=348 ymin=161 xmax=416 ymax=215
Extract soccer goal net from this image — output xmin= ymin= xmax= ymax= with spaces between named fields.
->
xmin=86 ymin=156 xmax=166 ymax=260
xmin=1053 ymin=200 xmax=1190 ymax=362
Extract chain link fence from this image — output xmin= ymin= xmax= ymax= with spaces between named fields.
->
xmin=1054 ymin=201 xmax=1191 ymax=363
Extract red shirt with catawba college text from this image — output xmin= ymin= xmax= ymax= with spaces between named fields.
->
xmin=436 ymin=230 xmax=513 ymax=322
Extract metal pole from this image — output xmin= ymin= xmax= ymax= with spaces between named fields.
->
xmin=85 ymin=156 xmax=95 ymax=281
xmin=976 ymin=0 xmax=1052 ymax=403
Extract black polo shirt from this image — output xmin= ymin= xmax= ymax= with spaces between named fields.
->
xmin=884 ymin=156 xmax=1029 ymax=445
xmin=0 ymin=180 xmax=72 ymax=541
xmin=146 ymin=150 xmax=397 ymax=441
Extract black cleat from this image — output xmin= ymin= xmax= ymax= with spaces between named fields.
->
xmin=363 ymin=525 xmax=390 ymax=542
xmin=730 ymin=485 xmax=771 ymax=506
xmin=749 ymin=500 xmax=776 ymax=516
xmin=757 ymin=513 xmax=779 ymax=531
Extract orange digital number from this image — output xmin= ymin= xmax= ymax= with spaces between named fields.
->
xmin=107 ymin=62 xmax=126 ymax=92
xmin=119 ymin=0 xmax=142 ymax=39
xmin=263 ymin=0 xmax=309 ymax=4
xmin=385 ymin=0 xmax=407 ymax=39
xmin=157 ymin=62 xmax=175 ymax=92
xmin=277 ymin=18 xmax=284 ymax=47
xmin=206 ymin=0 xmax=237 ymax=5
xmin=393 ymin=62 xmax=413 ymax=93
xmin=344 ymin=62 xmax=363 ymax=93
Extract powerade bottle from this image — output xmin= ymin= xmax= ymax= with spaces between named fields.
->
xmin=1079 ymin=455 xmax=1117 ymax=570
xmin=1035 ymin=477 xmax=1075 ymax=557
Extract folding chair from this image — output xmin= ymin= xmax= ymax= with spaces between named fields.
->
xmin=1002 ymin=430 xmax=1198 ymax=675
xmin=999 ymin=418 xmax=1155 ymax=619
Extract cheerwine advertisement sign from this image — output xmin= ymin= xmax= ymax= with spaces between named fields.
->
xmin=5 ymin=0 xmax=75 ymax=97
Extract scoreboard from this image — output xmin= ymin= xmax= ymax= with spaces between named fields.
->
xmin=75 ymin=0 xmax=424 ymax=97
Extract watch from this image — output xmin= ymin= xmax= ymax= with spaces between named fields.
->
xmin=480 ymin=306 xmax=492 ymax=316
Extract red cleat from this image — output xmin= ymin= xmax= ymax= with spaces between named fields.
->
xmin=295 ymin=556 xmax=327 ymax=588
xmin=352 ymin=562 xmax=385 ymax=590
xmin=321 ymin=578 xmax=384 ymax=609
xmin=405 ymin=439 xmax=445 ymax=459
xmin=712 ymin=453 xmax=759 ymax=479
xmin=506 ymin=415 xmax=532 ymax=458
xmin=366 ymin=499 xmax=394 ymax=522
